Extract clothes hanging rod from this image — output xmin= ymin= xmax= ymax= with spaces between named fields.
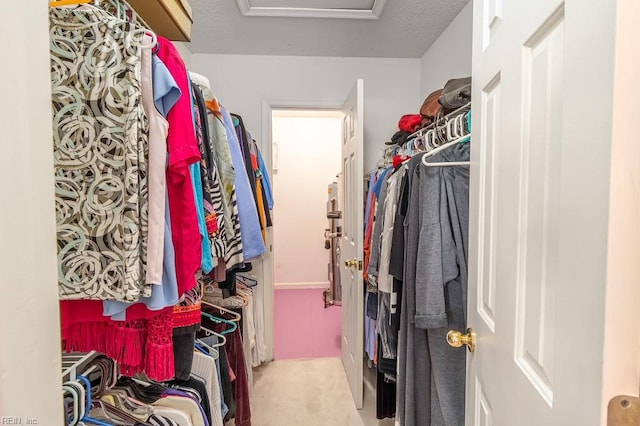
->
xmin=423 ymin=161 xmax=470 ymax=167
xmin=421 ymin=133 xmax=470 ymax=166
xmin=408 ymin=101 xmax=471 ymax=139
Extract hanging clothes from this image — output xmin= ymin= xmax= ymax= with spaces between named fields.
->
xmin=191 ymin=351 xmax=225 ymax=426
xmin=395 ymin=145 xmax=470 ymax=426
xmin=233 ymin=114 xmax=260 ymax=216
xmin=50 ymin=6 xmax=151 ymax=302
xmin=257 ymin=148 xmax=274 ymax=210
xmin=247 ymin=136 xmax=269 ymax=241
xmin=250 ymin=137 xmax=272 ymax=229
xmin=143 ymin=37 xmax=168 ymax=286
xmin=61 ymin=300 xmax=175 ymax=381
xmin=365 ymin=120 xmax=470 ymax=425
xmin=102 ymin=50 xmax=181 ymax=320
xmin=190 ymin=77 xmax=245 ymax=272
xmin=220 ymin=108 xmax=265 ymax=261
xmin=367 ymin=167 xmax=392 ymax=283
xmin=209 ymin=318 xmax=252 ymax=426
xmin=200 ymin=335 xmax=236 ymax=421
xmin=156 ymin=35 xmax=203 ymax=296
xmin=363 ymin=171 xmax=379 ymax=283
xmin=190 ymin=81 xmax=224 ymax=271
xmin=204 ymin=98 xmax=245 ymax=270
xmin=51 ymin=5 xmax=267 ymax=418
xmin=188 ymin=80 xmax=214 ymax=275
xmin=173 ymin=288 xmax=203 ymax=381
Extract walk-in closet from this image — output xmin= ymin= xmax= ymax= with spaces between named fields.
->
xmin=2 ymin=1 xmax=640 ymax=425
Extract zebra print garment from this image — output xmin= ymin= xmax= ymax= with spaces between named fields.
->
xmin=207 ymin=112 xmax=244 ymax=270
xmin=223 ymin=187 xmax=244 ymax=269
xmin=191 ymin=83 xmax=223 ymax=270
xmin=207 ymin=161 xmax=229 ymax=260
xmin=50 ymin=6 xmax=151 ymax=301
xmin=191 ymin=78 xmax=245 ymax=271
xmin=204 ymin=133 xmax=244 ymax=270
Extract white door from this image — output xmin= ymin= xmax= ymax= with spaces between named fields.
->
xmin=340 ymin=79 xmax=364 ymax=409
xmin=466 ymin=0 xmax=640 ymax=424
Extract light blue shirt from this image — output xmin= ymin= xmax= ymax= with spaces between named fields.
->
xmin=257 ymin=148 xmax=274 ymax=210
xmin=152 ymin=55 xmax=181 ymax=117
xmin=221 ymin=107 xmax=265 ymax=260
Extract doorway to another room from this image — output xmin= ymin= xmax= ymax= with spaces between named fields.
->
xmin=270 ymin=109 xmax=344 ymax=360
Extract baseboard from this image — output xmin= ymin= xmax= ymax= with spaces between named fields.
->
xmin=274 ymin=282 xmax=330 ymax=290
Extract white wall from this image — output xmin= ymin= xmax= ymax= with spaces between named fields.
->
xmin=191 ymin=54 xmax=422 ymax=172
xmin=420 ymin=1 xmax=473 ymax=97
xmin=272 ymin=113 xmax=342 ymax=286
xmin=0 ymin=2 xmax=63 ymax=421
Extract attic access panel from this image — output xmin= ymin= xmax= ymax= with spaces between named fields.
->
xmin=236 ymin=0 xmax=386 ymax=19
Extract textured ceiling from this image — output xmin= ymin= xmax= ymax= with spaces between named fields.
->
xmin=189 ymin=0 xmax=470 ymax=58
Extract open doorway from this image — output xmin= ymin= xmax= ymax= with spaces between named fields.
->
xmin=270 ymin=109 xmax=343 ymax=360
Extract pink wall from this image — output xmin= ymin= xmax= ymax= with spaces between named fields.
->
xmin=274 ymin=287 xmax=342 ymax=360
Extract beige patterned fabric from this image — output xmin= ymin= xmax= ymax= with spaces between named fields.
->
xmin=50 ymin=6 xmax=151 ymax=301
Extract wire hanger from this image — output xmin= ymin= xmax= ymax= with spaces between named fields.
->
xmin=201 ymin=298 xmax=242 ymax=322
xmin=201 ymin=311 xmax=238 ymax=335
xmin=195 ymin=325 xmax=227 ymax=358
xmin=421 ymin=105 xmax=472 ymax=167
xmin=201 ymin=325 xmax=227 ymax=347
xmin=421 ymin=134 xmax=471 ymax=167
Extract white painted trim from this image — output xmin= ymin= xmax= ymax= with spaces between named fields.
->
xmin=260 ymin=97 xmax=343 ymax=363
xmin=275 ymin=281 xmax=330 ymax=290
xmin=371 ymin=0 xmax=386 ymax=18
xmin=236 ymin=0 xmax=251 ymax=14
xmin=236 ymin=0 xmax=387 ymax=19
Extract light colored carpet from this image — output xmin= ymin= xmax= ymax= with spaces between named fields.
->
xmin=251 ymin=358 xmax=394 ymax=426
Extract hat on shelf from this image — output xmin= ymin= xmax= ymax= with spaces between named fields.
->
xmin=385 ymin=130 xmax=411 ymax=146
xmin=439 ymin=77 xmax=472 ymax=110
xmin=419 ymin=88 xmax=444 ymax=127
xmin=398 ymin=114 xmax=422 ymax=132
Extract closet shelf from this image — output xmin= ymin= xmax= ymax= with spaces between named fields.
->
xmin=128 ymin=0 xmax=193 ymax=41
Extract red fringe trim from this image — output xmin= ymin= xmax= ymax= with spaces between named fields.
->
xmin=63 ymin=323 xmax=108 ymax=353
xmin=105 ymin=325 xmax=146 ymax=369
xmin=62 ymin=321 xmax=173 ymax=380
xmin=145 ymin=341 xmax=175 ymax=381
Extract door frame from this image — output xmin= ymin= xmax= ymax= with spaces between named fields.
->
xmin=259 ymin=98 xmax=346 ymax=361
xmin=600 ymin=0 xmax=640 ymax=417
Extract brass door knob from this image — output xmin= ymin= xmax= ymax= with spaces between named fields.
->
xmin=446 ymin=328 xmax=476 ymax=352
xmin=344 ymin=259 xmax=363 ymax=270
